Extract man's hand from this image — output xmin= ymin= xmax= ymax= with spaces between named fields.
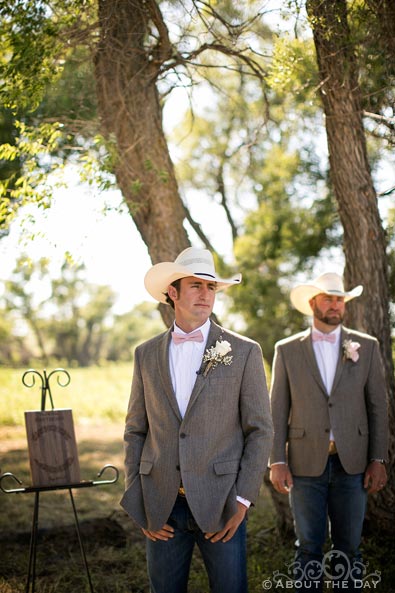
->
xmin=364 ymin=461 xmax=387 ymax=494
xmin=142 ymin=524 xmax=174 ymax=542
xmin=270 ymin=464 xmax=294 ymax=494
xmin=204 ymin=502 xmax=247 ymax=543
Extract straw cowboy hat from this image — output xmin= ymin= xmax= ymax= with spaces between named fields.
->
xmin=144 ymin=247 xmax=242 ymax=304
xmin=290 ymin=272 xmax=363 ymax=316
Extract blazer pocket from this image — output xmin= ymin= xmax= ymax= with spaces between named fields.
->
xmin=213 ymin=460 xmax=240 ymax=475
xmin=358 ymin=424 xmax=369 ymax=435
xmin=139 ymin=460 xmax=153 ymax=475
xmin=288 ymin=427 xmax=305 ymax=439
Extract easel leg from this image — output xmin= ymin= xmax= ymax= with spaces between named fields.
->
xmin=26 ymin=491 xmax=39 ymax=593
xmin=68 ymin=488 xmax=94 ymax=593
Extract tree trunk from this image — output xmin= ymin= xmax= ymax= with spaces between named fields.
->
xmin=94 ymin=0 xmax=190 ymax=300
xmin=306 ymin=0 xmax=395 ymax=533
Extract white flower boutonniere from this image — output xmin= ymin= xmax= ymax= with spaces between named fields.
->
xmin=202 ymin=339 xmax=233 ymax=377
xmin=342 ymin=339 xmax=360 ymax=362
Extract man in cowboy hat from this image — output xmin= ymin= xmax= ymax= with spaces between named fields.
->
xmin=120 ymin=247 xmax=273 ymax=593
xmin=269 ymin=272 xmax=388 ymax=592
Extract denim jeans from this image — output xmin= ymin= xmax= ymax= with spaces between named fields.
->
xmin=146 ymin=495 xmax=248 ymax=593
xmin=290 ymin=454 xmax=367 ymax=593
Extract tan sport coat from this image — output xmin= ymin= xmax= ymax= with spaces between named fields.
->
xmin=120 ymin=321 xmax=274 ymax=532
xmin=270 ymin=326 xmax=388 ymax=476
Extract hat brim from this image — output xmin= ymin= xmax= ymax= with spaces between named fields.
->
xmin=144 ymin=262 xmax=242 ymax=304
xmin=290 ymin=284 xmax=363 ymax=316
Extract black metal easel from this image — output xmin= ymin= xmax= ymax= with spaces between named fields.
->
xmin=0 ymin=368 xmax=119 ymax=593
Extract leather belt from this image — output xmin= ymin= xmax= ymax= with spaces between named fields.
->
xmin=328 ymin=440 xmax=337 ymax=455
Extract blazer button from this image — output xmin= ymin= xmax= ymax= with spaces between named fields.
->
xmin=176 ymin=465 xmax=180 ymax=471
xmin=180 ymin=432 xmax=186 ymax=438
xmin=328 ymin=403 xmax=333 ymax=407
xmin=325 ymin=428 xmax=330 ymax=433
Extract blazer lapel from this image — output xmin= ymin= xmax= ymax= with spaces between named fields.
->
xmin=183 ymin=321 xmax=223 ymax=417
xmin=300 ymin=329 xmax=328 ymax=396
xmin=330 ymin=328 xmax=347 ymax=395
xmin=157 ymin=329 xmax=183 ymax=422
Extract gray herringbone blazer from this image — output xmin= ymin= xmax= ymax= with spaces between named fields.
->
xmin=120 ymin=321 xmax=274 ymax=532
xmin=270 ymin=326 xmax=388 ymax=476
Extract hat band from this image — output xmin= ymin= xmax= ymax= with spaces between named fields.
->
xmin=194 ymin=272 xmax=216 ymax=279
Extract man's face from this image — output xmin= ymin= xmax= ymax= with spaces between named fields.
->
xmin=309 ymin=293 xmax=345 ymax=327
xmin=168 ymin=277 xmax=216 ymax=330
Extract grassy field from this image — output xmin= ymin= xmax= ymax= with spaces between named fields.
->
xmin=0 ymin=366 xmax=393 ymax=592
xmin=0 ymin=364 xmax=133 ymax=426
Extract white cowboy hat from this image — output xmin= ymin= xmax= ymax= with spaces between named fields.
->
xmin=144 ymin=247 xmax=242 ymax=304
xmin=290 ymin=272 xmax=363 ymax=316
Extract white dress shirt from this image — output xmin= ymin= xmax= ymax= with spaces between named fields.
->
xmin=169 ymin=319 xmax=210 ymax=418
xmin=312 ymin=324 xmax=341 ymax=442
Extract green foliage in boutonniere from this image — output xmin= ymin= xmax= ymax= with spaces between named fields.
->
xmin=202 ymin=338 xmax=233 ymax=377
xmin=342 ymin=339 xmax=360 ymax=362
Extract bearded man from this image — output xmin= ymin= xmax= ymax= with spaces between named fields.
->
xmin=269 ymin=273 xmax=388 ymax=592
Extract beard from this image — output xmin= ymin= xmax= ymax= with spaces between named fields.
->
xmin=312 ymin=303 xmax=344 ymax=326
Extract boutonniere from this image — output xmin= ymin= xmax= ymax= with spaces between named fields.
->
xmin=201 ymin=338 xmax=233 ymax=377
xmin=342 ymin=339 xmax=360 ymax=362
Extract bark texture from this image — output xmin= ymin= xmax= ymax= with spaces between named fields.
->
xmin=94 ymin=0 xmax=189 ymax=326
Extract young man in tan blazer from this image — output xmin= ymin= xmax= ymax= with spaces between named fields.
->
xmin=270 ymin=273 xmax=388 ymax=592
xmin=121 ymin=247 xmax=273 ymax=593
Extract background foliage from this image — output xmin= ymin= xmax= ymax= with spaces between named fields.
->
xmin=0 ymin=0 xmax=394 ymax=366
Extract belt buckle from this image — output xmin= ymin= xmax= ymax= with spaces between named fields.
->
xmin=178 ymin=486 xmax=186 ymax=496
xmin=328 ymin=441 xmax=337 ymax=455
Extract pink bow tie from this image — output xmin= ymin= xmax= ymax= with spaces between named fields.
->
xmin=171 ymin=330 xmax=204 ymax=345
xmin=312 ymin=331 xmax=336 ymax=344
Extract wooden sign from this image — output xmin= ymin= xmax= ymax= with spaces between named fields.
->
xmin=25 ymin=409 xmax=81 ymax=487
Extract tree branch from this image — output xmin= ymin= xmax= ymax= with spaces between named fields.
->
xmin=183 ymin=203 xmax=216 ymax=252
xmin=363 ymin=110 xmax=395 ymax=127
xmin=146 ymin=0 xmax=174 ymax=63
xmin=161 ymin=42 xmax=267 ymax=80
xmin=216 ymin=163 xmax=238 ymax=241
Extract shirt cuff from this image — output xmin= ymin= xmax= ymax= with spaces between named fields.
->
xmin=237 ymin=495 xmax=251 ymax=508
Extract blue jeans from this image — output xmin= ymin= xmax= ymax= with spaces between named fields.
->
xmin=146 ymin=495 xmax=248 ymax=593
xmin=290 ymin=454 xmax=367 ymax=593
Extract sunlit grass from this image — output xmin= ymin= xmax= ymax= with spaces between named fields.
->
xmin=0 ymin=364 xmax=133 ymax=426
